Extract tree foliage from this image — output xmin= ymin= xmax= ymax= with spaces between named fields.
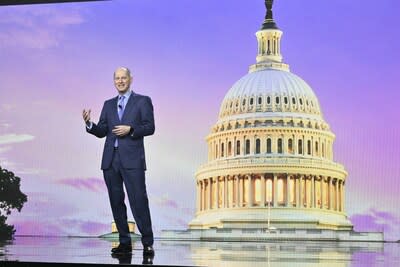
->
xmin=0 ymin=166 xmax=27 ymax=240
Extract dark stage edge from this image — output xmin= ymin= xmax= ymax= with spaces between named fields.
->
xmin=1 ymin=236 xmax=400 ymax=266
xmin=0 ymin=261 xmax=196 ymax=267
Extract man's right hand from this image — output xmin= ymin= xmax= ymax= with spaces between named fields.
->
xmin=82 ymin=109 xmax=91 ymax=126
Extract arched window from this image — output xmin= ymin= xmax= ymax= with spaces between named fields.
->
xmin=267 ymin=138 xmax=272 ymax=153
xmin=236 ymin=140 xmax=240 ymax=155
xmin=215 ymin=144 xmax=218 ymax=158
xmin=228 ymin=141 xmax=232 ymax=156
xmin=315 ymin=141 xmax=319 ymax=156
xmin=258 ymin=97 xmax=262 ymax=105
xmin=255 ymin=139 xmax=261 ymax=154
xmin=307 ymin=140 xmax=311 ymax=155
xmin=277 ymin=138 xmax=283 ymax=154
xmin=245 ymin=139 xmax=250 ymax=155
xmin=267 ymin=96 xmax=271 ymax=104
xmin=276 ymin=96 xmax=280 ymax=104
xmin=322 ymin=142 xmax=325 ymax=157
xmin=250 ymin=98 xmax=254 ymax=105
xmin=299 ymin=98 xmax=303 ymax=105
xmin=221 ymin=143 xmax=224 ymax=157
xmin=292 ymin=97 xmax=296 ymax=104
xmin=284 ymin=97 xmax=288 ymax=104
xmin=242 ymin=99 xmax=246 ymax=106
xmin=288 ymin=139 xmax=293 ymax=154
xmin=298 ymin=139 xmax=303 ymax=154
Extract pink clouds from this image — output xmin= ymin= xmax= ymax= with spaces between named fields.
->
xmin=78 ymin=221 xmax=109 ymax=235
xmin=13 ymin=219 xmax=109 ymax=237
xmin=0 ymin=5 xmax=86 ymax=49
xmin=350 ymin=209 xmax=400 ymax=241
xmin=13 ymin=220 xmax=67 ymax=236
xmin=59 ymin=219 xmax=109 ymax=236
xmin=58 ymin=177 xmax=106 ymax=193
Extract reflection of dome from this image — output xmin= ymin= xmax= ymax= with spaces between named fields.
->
xmin=219 ymin=69 xmax=322 ymax=121
xmin=189 ymin=1 xmax=353 ymax=231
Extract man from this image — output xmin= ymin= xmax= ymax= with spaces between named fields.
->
xmin=82 ymin=67 xmax=155 ymax=256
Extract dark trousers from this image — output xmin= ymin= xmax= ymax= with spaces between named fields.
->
xmin=103 ymin=149 xmax=154 ymax=246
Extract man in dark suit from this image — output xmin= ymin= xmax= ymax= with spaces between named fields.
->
xmin=82 ymin=67 xmax=155 ymax=256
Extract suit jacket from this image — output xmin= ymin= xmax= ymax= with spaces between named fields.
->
xmin=87 ymin=92 xmax=155 ymax=170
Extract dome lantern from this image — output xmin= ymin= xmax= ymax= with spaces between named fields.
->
xmin=251 ymin=0 xmax=289 ymax=72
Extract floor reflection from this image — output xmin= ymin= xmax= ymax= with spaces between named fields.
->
xmin=0 ymin=236 xmax=399 ymax=266
xmin=181 ymin=241 xmax=389 ymax=267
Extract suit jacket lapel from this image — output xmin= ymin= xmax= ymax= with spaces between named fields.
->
xmin=111 ymin=96 xmax=120 ymax=123
xmin=121 ymin=92 xmax=136 ymax=122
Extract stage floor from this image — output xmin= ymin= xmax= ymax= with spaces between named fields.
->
xmin=1 ymin=236 xmax=399 ymax=266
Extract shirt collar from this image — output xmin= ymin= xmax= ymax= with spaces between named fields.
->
xmin=118 ymin=90 xmax=132 ymax=100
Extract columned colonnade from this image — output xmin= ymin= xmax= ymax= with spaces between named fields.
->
xmin=196 ymin=174 xmax=345 ymax=213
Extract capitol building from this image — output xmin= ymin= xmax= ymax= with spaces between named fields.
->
xmin=188 ymin=0 xmax=352 ymax=231
xmin=162 ymin=0 xmax=382 ymax=242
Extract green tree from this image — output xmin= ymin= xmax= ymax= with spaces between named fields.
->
xmin=0 ymin=166 xmax=27 ymax=240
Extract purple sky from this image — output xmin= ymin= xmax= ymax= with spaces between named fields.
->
xmin=0 ymin=0 xmax=399 ymax=240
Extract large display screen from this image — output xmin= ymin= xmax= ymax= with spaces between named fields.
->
xmin=0 ymin=0 xmax=399 ymax=241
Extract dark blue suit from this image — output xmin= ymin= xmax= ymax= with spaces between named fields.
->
xmin=87 ymin=92 xmax=154 ymax=246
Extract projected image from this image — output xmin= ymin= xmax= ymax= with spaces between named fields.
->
xmin=0 ymin=0 xmax=399 ymax=243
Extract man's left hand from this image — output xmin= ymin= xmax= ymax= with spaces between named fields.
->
xmin=112 ymin=125 xmax=131 ymax=136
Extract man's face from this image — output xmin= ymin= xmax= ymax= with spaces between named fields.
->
xmin=114 ymin=69 xmax=132 ymax=94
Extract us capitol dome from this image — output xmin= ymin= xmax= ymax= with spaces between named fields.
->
xmin=188 ymin=0 xmax=354 ymax=231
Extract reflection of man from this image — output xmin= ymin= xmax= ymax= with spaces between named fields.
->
xmin=82 ymin=67 xmax=155 ymax=256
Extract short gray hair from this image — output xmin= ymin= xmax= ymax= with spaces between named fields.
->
xmin=114 ymin=67 xmax=131 ymax=78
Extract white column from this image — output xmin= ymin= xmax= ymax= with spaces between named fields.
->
xmin=295 ymin=175 xmax=300 ymax=207
xmin=224 ymin=176 xmax=228 ymax=208
xmin=242 ymin=136 xmax=246 ymax=155
xmin=235 ymin=175 xmax=239 ymax=207
xmin=311 ymin=175 xmax=315 ymax=208
xmin=273 ymin=174 xmax=278 ymax=207
xmin=336 ymin=180 xmax=340 ymax=212
xmin=299 ymin=175 xmax=303 ymax=207
xmin=261 ymin=174 xmax=266 ymax=207
xmin=320 ymin=176 xmax=324 ymax=209
xmin=209 ymin=177 xmax=213 ymax=210
xmin=203 ymin=181 xmax=206 ymax=210
xmin=215 ymin=177 xmax=220 ymax=209
xmin=329 ymin=177 xmax=334 ymax=210
xmin=286 ymin=174 xmax=291 ymax=207
xmin=196 ymin=181 xmax=200 ymax=212
xmin=203 ymin=180 xmax=207 ymax=210
xmin=342 ymin=182 xmax=345 ymax=212
xmin=239 ymin=175 xmax=243 ymax=207
xmin=199 ymin=181 xmax=203 ymax=211
xmin=248 ymin=175 xmax=253 ymax=207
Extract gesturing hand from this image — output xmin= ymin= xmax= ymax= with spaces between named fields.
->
xmin=82 ymin=109 xmax=91 ymax=125
xmin=112 ymin=125 xmax=131 ymax=136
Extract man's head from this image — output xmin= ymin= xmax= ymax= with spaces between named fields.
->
xmin=114 ymin=67 xmax=132 ymax=94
